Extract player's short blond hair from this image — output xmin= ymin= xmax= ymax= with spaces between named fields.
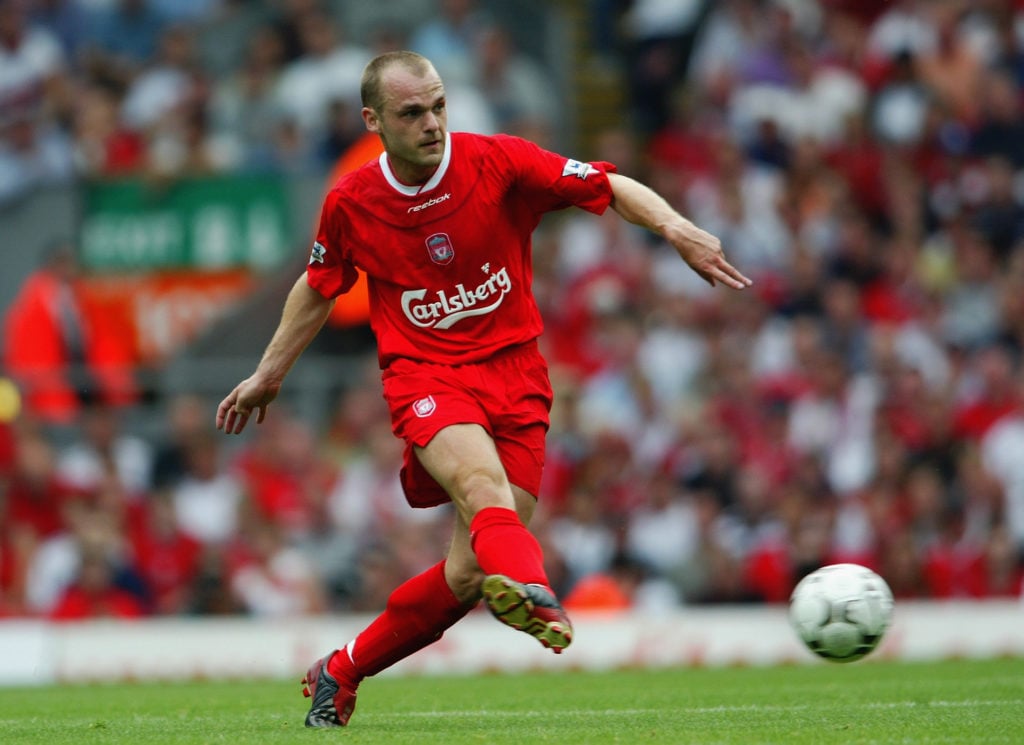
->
xmin=361 ymin=51 xmax=436 ymax=111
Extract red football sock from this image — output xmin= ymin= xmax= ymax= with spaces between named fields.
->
xmin=328 ymin=560 xmax=473 ymax=681
xmin=469 ymin=506 xmax=550 ymax=588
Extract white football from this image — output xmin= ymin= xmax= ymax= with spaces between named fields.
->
xmin=789 ymin=563 xmax=894 ymax=663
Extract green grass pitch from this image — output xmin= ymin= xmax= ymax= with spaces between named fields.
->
xmin=2 ymin=658 xmax=1021 ymax=744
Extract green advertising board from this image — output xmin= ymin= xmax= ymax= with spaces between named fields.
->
xmin=80 ymin=175 xmax=292 ymax=271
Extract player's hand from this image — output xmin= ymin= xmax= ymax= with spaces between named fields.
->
xmin=671 ymin=224 xmax=752 ymax=290
xmin=216 ymin=375 xmax=280 ymax=434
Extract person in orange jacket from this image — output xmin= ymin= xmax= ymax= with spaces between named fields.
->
xmin=2 ymin=241 xmax=137 ymax=424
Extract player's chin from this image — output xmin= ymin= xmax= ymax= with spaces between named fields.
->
xmin=417 ymin=150 xmax=444 ymax=167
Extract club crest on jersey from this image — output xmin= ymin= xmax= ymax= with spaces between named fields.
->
xmin=426 ymin=233 xmax=455 ymax=265
xmin=562 ymin=159 xmax=594 ymax=180
xmin=413 ymin=395 xmax=436 ymax=418
xmin=309 ymin=241 xmax=326 ymax=264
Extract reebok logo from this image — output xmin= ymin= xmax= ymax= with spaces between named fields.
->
xmin=408 ymin=193 xmax=451 ymax=213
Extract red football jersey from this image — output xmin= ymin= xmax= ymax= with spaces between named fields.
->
xmin=307 ymin=132 xmax=617 ymax=367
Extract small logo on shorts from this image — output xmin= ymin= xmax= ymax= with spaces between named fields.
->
xmin=413 ymin=395 xmax=436 ymax=417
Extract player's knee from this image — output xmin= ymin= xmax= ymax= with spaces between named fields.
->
xmin=450 ymin=467 xmax=514 ymax=514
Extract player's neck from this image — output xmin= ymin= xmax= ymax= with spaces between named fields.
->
xmin=387 ymin=157 xmax=439 ymax=189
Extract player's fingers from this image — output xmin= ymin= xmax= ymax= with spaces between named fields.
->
xmin=215 ymin=396 xmax=234 ymax=430
xmin=231 ymin=406 xmax=251 ymax=435
xmin=712 ymin=260 xmax=753 ymax=289
xmin=256 ymin=405 xmax=267 ymax=424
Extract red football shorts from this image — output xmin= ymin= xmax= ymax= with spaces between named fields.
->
xmin=381 ymin=341 xmax=553 ymax=508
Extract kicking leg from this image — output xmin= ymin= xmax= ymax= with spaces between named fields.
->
xmin=417 ymin=424 xmax=572 ymax=653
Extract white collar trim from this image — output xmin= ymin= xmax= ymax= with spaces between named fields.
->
xmin=379 ymin=131 xmax=452 ymax=196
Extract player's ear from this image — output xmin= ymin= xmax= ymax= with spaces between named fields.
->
xmin=362 ymin=107 xmax=380 ymax=133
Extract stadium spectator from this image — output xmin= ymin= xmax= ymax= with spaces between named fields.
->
xmin=127 ymin=490 xmax=203 ymax=615
xmin=316 ymin=96 xmax=367 ymax=170
xmin=76 ymin=0 xmax=167 ymax=91
xmin=29 ymin=0 xmax=91 ymax=63
xmin=970 ymin=66 xmax=1024 ymax=167
xmin=688 ymin=0 xmax=765 ymax=97
xmin=623 ymin=471 xmax=699 ymax=585
xmin=326 ymin=418 xmax=433 ymax=539
xmin=561 ymin=551 xmax=678 ymax=612
xmin=913 ymin=1 xmax=987 ymax=128
xmin=548 ymin=487 xmax=619 ymax=589
xmin=149 ymin=0 xmax=220 ymax=25
xmin=121 ymin=24 xmax=231 ymax=179
xmin=616 ymin=0 xmax=707 ymax=134
xmin=71 ymin=82 xmax=145 ymax=176
xmin=865 ymin=0 xmax=938 ymax=62
xmin=185 ymin=546 xmax=242 ymax=615
xmin=23 ymin=489 xmax=140 ymax=616
xmin=472 ymin=24 xmax=559 ymax=143
xmin=0 ymin=1 xmax=75 ymax=205
xmin=208 ymin=24 xmax=288 ymax=172
xmin=194 ymin=0 xmax=273 ymax=79
xmin=0 ymin=106 xmax=75 ymax=204
xmin=81 ymin=0 xmax=168 ymax=72
xmin=939 ymin=228 xmax=1001 ymax=350
xmin=170 ymin=430 xmax=244 ymax=547
xmin=232 ymin=411 xmax=331 ymax=536
xmin=2 ymin=243 xmax=137 ymax=424
xmin=272 ymin=9 xmax=371 ymax=143
xmin=150 ymin=393 xmax=211 ymax=491
xmin=0 ymin=1 xmax=71 ymax=124
xmin=3 ymin=426 xmax=75 ymax=543
xmin=408 ymin=0 xmax=487 ymax=86
xmin=229 ymin=516 xmax=325 ymax=616
xmin=48 ymin=543 xmax=145 ymax=621
xmin=56 ymin=402 xmax=153 ymax=499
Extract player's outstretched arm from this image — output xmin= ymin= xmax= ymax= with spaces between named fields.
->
xmin=216 ymin=274 xmax=335 ymax=435
xmin=607 ymin=172 xmax=752 ymax=289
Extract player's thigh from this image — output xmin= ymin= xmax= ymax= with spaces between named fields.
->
xmin=414 ymin=423 xmax=515 ymax=513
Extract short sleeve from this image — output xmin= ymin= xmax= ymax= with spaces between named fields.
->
xmin=494 ymin=134 xmax=617 ymax=215
xmin=305 ymin=188 xmax=360 ymax=299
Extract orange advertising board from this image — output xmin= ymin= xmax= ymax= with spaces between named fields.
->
xmin=79 ymin=271 xmax=256 ymax=364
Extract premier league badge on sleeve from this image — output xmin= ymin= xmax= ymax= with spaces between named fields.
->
xmin=309 ymin=241 xmax=326 ymax=264
xmin=562 ymin=159 xmax=594 ymax=180
xmin=426 ymin=233 xmax=455 ymax=265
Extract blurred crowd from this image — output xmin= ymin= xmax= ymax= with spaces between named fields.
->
xmin=5 ymin=0 xmax=1024 ymax=621
xmin=0 ymin=0 xmax=558 ymax=204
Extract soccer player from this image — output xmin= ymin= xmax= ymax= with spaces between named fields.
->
xmin=216 ymin=50 xmax=751 ymax=727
